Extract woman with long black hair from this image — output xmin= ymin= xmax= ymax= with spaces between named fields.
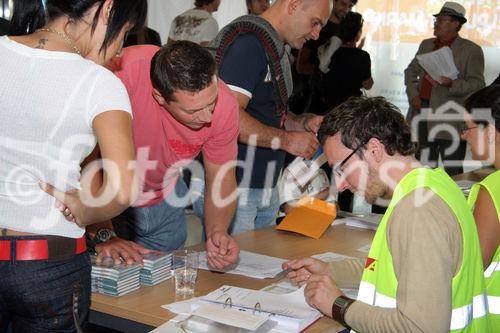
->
xmin=0 ymin=0 xmax=146 ymax=330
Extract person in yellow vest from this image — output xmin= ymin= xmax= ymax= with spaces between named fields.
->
xmin=462 ymin=85 xmax=500 ymax=327
xmin=283 ymin=96 xmax=490 ymax=332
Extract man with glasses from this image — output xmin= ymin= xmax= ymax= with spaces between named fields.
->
xmin=284 ymin=96 xmax=490 ymax=332
xmin=404 ymin=1 xmax=485 ymax=176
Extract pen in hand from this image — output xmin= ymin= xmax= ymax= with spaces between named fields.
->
xmin=274 ymin=267 xmax=292 ymax=280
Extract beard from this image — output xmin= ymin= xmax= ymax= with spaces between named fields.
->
xmin=362 ymin=170 xmax=389 ymax=204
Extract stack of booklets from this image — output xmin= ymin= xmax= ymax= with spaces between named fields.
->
xmin=90 ymin=256 xmax=141 ymax=297
xmin=140 ymin=252 xmax=173 ymax=286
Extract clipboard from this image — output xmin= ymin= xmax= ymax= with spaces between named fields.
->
xmin=276 ymin=197 xmax=337 ymax=239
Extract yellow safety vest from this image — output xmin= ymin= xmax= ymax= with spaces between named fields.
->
xmin=357 ymin=168 xmax=490 ymax=332
xmin=468 ymin=170 xmax=500 ymax=329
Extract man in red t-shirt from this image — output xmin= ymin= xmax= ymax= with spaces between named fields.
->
xmin=87 ymin=42 xmax=240 ymax=269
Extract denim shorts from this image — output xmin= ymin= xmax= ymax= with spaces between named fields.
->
xmin=0 ymin=244 xmax=90 ymax=332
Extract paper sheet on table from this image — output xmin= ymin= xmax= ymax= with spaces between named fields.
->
xmin=311 ymin=252 xmax=357 ymax=262
xmin=416 ymin=47 xmax=459 ymax=83
xmin=338 ymin=211 xmax=383 ymax=230
xmin=198 ymin=250 xmax=286 ymax=279
xmin=276 ymin=197 xmax=336 ymax=239
xmin=263 ymin=252 xmax=360 ymax=297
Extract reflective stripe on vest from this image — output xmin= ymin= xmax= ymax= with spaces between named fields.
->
xmin=489 ymin=296 xmax=500 ymax=315
xmin=358 ymin=283 xmax=489 ymax=330
xmin=357 ymin=281 xmax=396 ymax=308
xmin=485 ymin=261 xmax=500 ymax=279
xmin=450 ymin=293 xmax=488 ymax=330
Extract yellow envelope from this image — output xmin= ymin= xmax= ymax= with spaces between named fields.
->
xmin=276 ymin=197 xmax=337 ymax=239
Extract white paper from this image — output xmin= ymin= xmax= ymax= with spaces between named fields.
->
xmin=149 ymin=318 xmax=186 ymax=333
xmin=311 ymin=252 xmax=356 ymax=262
xmin=357 ymin=243 xmax=372 ymax=253
xmin=318 ymin=36 xmax=342 ymax=73
xmin=262 ymin=280 xmax=298 ymax=295
xmin=416 ymin=47 xmax=459 ymax=83
xmin=201 ymin=285 xmax=318 ymax=319
xmin=286 ymin=154 xmax=328 ymax=188
xmin=341 ymin=288 xmax=359 ymax=299
xmin=192 ymin=303 xmax=270 ymax=331
xmin=341 ymin=212 xmax=383 ymax=230
xmin=162 ymin=286 xmax=322 ymax=333
xmin=198 ymin=250 xmax=286 ymax=279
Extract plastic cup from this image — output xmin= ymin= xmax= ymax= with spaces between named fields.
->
xmin=172 ymin=250 xmax=198 ymax=297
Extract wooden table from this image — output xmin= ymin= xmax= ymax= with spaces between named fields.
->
xmin=89 ymin=224 xmax=375 ymax=332
xmin=452 ymin=166 xmax=495 ymax=182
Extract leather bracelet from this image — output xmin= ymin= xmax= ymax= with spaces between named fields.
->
xmin=331 ymin=295 xmax=355 ymax=329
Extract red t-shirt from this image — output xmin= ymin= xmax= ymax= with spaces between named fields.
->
xmin=111 ymin=45 xmax=239 ymax=207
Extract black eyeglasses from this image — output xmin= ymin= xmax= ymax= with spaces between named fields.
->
xmin=333 ymin=140 xmax=367 ymax=177
xmin=458 ymin=124 xmax=479 ymax=135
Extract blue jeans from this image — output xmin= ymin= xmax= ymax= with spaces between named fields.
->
xmin=0 ymin=243 xmax=90 ymax=332
xmin=193 ymin=185 xmax=279 ymax=236
xmin=230 ymin=186 xmax=280 ymax=235
xmin=112 ymin=179 xmax=188 ymax=252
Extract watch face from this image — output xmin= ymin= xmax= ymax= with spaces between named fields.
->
xmin=335 ymin=296 xmax=349 ymax=307
xmin=96 ymin=229 xmax=113 ymax=243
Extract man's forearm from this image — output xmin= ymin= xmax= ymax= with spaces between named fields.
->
xmin=285 ymin=112 xmax=313 ymax=132
xmin=204 ymin=196 xmax=237 ymax=238
xmin=239 ymin=108 xmax=287 ymax=149
xmin=203 ymin=166 xmax=237 ymax=238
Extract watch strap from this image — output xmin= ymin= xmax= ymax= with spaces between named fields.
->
xmin=331 ymin=295 xmax=355 ymax=329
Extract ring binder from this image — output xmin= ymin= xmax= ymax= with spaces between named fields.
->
xmin=224 ymin=297 xmax=232 ymax=309
xmin=194 ymin=285 xmax=323 ymax=332
xmin=253 ymin=302 xmax=261 ymax=315
xmin=223 ymin=297 xmax=262 ymax=315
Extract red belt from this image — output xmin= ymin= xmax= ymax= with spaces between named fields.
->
xmin=0 ymin=236 xmax=86 ymax=261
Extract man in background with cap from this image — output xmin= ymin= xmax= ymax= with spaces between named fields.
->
xmin=404 ymin=1 xmax=485 ymax=176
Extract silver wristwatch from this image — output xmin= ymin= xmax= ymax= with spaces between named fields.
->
xmin=93 ymin=228 xmax=117 ymax=244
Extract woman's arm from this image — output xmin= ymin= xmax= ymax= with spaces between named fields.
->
xmin=473 ymin=186 xmax=500 ymax=268
xmin=41 ymin=110 xmax=137 ymax=226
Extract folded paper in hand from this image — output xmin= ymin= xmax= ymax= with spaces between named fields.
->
xmin=416 ymin=47 xmax=459 ymax=84
xmin=285 ymin=153 xmax=328 ymax=189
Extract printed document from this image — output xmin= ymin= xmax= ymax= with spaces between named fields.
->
xmin=198 ymin=250 xmax=286 ymax=279
xmin=416 ymin=46 xmax=459 ymax=84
